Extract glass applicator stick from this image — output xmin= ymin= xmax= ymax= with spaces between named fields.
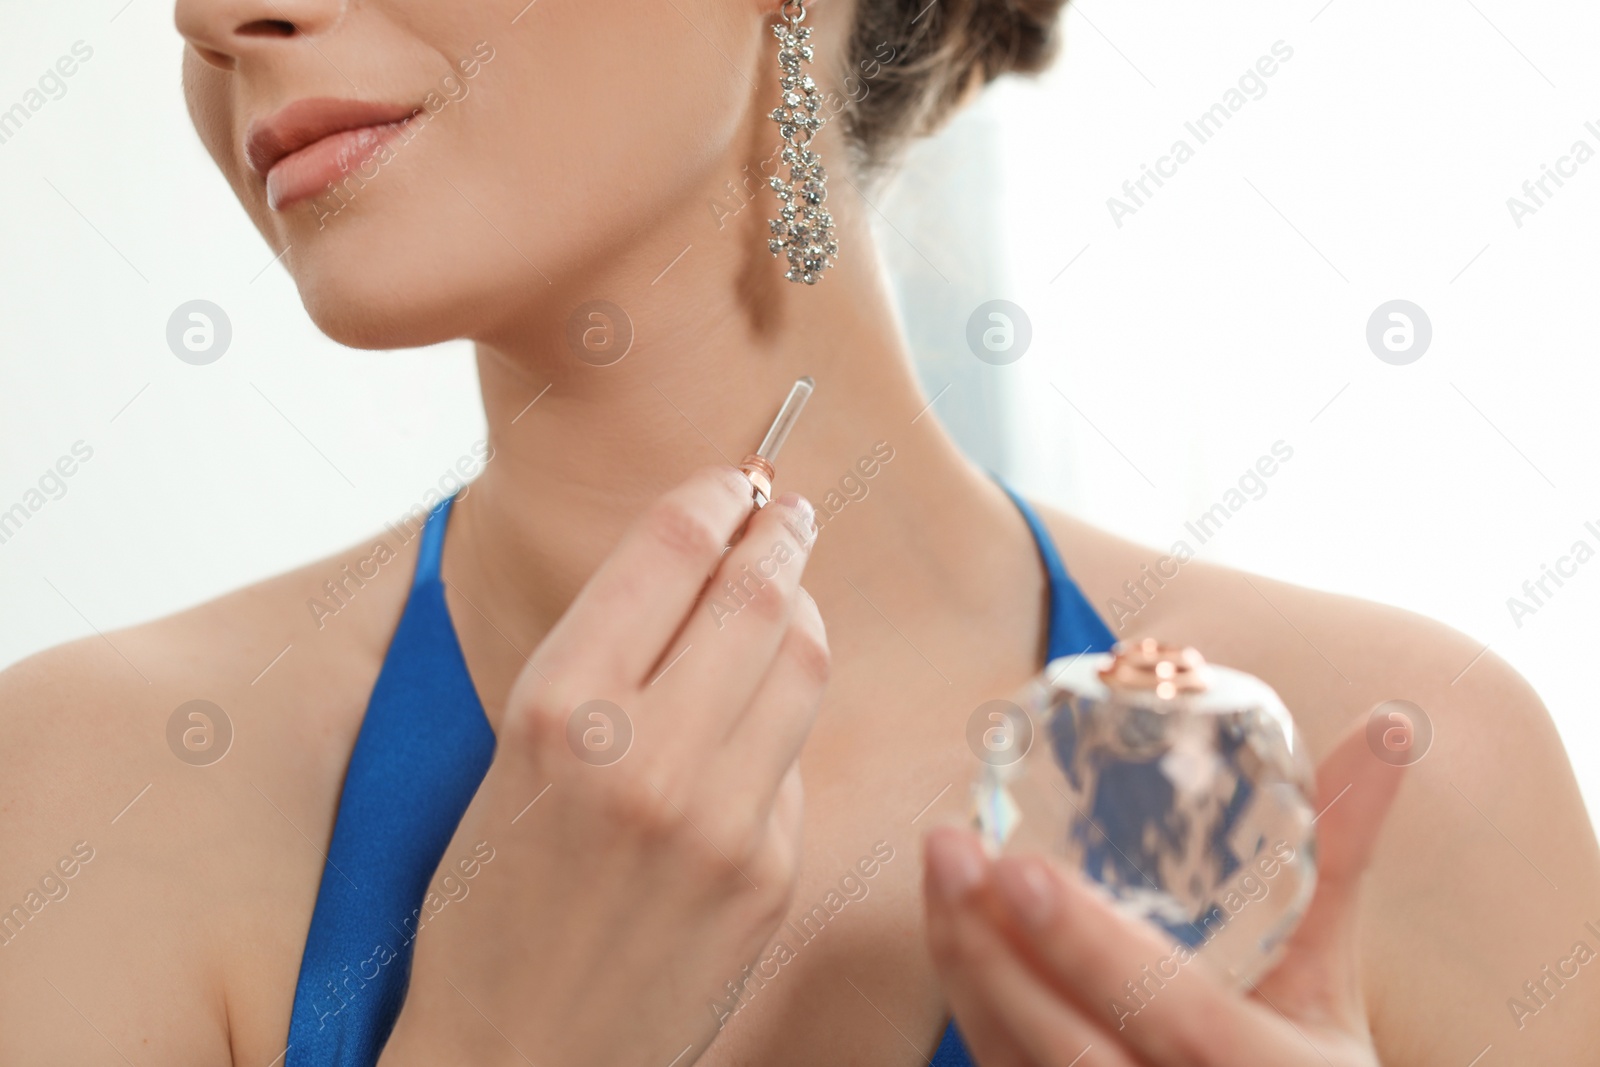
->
xmin=754 ymin=376 xmax=814 ymax=467
xmin=740 ymin=376 xmax=814 ymax=508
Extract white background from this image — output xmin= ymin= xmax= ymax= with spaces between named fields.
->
xmin=2 ymin=1 xmax=1597 ymax=814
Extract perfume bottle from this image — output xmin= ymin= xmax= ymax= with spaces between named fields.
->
xmin=972 ymin=640 xmax=1318 ymax=987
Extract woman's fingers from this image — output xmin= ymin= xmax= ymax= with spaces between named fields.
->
xmin=935 ymin=826 xmax=1307 ymax=1067
xmin=924 ymin=844 xmax=1039 ymax=1067
xmin=1002 ymin=850 xmax=1287 ymax=1067
xmin=923 ymin=726 xmax=1408 ymax=1067
xmin=719 ymin=587 xmax=829 ymax=816
xmin=646 ymin=493 xmax=817 ymax=756
xmin=924 ymin=829 xmax=1140 ymax=1067
xmin=764 ymin=763 xmax=806 ymax=876
xmin=531 ymin=465 xmax=757 ymax=689
xmin=1254 ymin=720 xmax=1408 ymax=1024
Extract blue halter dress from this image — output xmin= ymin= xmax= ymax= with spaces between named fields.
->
xmin=284 ymin=486 xmax=1116 ymax=1067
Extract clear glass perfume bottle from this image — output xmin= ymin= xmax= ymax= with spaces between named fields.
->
xmin=972 ymin=640 xmax=1318 ymax=987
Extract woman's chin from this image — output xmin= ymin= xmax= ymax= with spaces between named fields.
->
xmin=297 ymin=293 xmax=462 ymax=351
xmin=286 ymin=233 xmax=523 ymax=351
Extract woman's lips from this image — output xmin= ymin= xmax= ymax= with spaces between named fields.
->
xmin=244 ymin=98 xmax=421 ymax=213
xmin=263 ymin=118 xmax=414 ymax=211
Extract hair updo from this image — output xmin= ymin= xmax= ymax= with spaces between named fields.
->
xmin=843 ymin=0 xmax=1070 ymax=175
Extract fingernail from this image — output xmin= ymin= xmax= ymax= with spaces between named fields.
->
xmin=777 ymin=492 xmax=816 ymax=537
xmin=925 ymin=829 xmax=987 ymax=903
xmin=993 ymin=856 xmax=1058 ymax=930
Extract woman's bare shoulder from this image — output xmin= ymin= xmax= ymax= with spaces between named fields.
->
xmin=0 ymin=529 xmax=418 ymax=867
xmin=4 ymin=528 xmax=415 ymax=724
xmin=0 ymin=531 xmax=420 ymax=1062
xmin=1039 ymin=505 xmax=1600 ymax=1064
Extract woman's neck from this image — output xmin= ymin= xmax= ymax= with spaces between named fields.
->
xmin=442 ymin=206 xmax=1045 ymax=713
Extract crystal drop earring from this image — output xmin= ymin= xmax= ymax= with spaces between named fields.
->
xmin=766 ymin=0 xmax=837 ymax=284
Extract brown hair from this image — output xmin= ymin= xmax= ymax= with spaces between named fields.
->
xmin=843 ymin=0 xmax=1069 ymax=176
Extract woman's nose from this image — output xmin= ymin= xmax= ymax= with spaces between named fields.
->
xmin=174 ymin=0 xmax=346 ymax=70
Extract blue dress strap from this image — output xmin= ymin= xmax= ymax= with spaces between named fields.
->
xmin=936 ymin=482 xmax=1118 ymax=1065
xmin=996 ymin=481 xmax=1118 ymax=660
xmin=411 ymin=494 xmax=452 ymax=588
xmin=284 ymin=495 xmax=496 ymax=1066
xmin=933 ymin=1019 xmax=979 ymax=1066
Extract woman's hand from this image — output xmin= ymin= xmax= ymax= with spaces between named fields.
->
xmin=382 ymin=466 xmax=826 ymax=1067
xmin=923 ymin=722 xmax=1407 ymax=1067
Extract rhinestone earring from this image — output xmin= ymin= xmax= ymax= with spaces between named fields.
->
xmin=766 ymin=0 xmax=837 ymax=284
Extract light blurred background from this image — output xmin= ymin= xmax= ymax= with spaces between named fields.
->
xmin=2 ymin=0 xmax=1596 ymax=815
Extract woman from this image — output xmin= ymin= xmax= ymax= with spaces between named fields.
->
xmin=1 ymin=0 xmax=1596 ymax=1064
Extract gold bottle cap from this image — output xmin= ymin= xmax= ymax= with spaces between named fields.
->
xmin=739 ymin=454 xmax=775 ymax=506
xmin=1097 ymin=639 xmax=1212 ymax=700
